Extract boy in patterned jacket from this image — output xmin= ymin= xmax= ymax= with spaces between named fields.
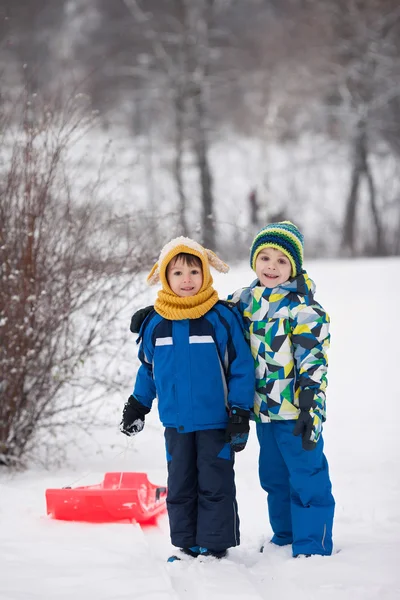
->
xmin=121 ymin=237 xmax=255 ymax=561
xmin=229 ymin=221 xmax=335 ymax=557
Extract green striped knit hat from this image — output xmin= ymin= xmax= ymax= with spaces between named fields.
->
xmin=250 ymin=221 xmax=304 ymax=277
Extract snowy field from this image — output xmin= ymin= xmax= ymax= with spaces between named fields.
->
xmin=1 ymin=257 xmax=400 ymax=600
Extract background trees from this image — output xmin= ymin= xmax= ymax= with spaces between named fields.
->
xmin=316 ymin=0 xmax=400 ymax=255
xmin=2 ymin=0 xmax=399 ymax=256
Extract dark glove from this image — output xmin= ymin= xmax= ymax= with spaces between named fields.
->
xmin=130 ymin=306 xmax=154 ymax=333
xmin=120 ymin=395 xmax=150 ymax=437
xmin=225 ymin=407 xmax=250 ymax=452
xmin=293 ymin=409 xmax=322 ymax=451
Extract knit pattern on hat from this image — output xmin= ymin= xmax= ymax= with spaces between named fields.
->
xmin=146 ymin=236 xmax=229 ymax=320
xmin=250 ymin=221 xmax=304 ymax=277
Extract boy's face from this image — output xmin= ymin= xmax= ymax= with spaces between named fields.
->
xmin=166 ymin=256 xmax=203 ymax=297
xmin=255 ymin=247 xmax=292 ymax=288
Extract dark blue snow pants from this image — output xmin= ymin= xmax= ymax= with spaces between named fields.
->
xmin=257 ymin=420 xmax=335 ymax=556
xmin=164 ymin=428 xmax=239 ymax=551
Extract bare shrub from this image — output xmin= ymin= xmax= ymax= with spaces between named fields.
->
xmin=0 ymin=90 xmax=151 ymax=467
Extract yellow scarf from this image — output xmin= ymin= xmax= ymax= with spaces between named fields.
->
xmin=155 ymin=285 xmax=219 ymax=320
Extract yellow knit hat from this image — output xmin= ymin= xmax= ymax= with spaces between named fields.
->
xmin=147 ymin=236 xmax=229 ymax=293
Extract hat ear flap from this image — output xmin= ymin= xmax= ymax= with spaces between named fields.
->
xmin=147 ymin=261 xmax=160 ymax=286
xmin=205 ymin=249 xmax=229 ymax=273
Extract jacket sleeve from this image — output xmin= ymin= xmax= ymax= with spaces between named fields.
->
xmin=226 ymin=290 xmax=250 ymax=342
xmin=224 ymin=310 xmax=255 ymax=412
xmin=226 ymin=288 xmax=243 ymax=304
xmin=130 ymin=306 xmax=155 ymax=333
xmin=132 ymin=324 xmax=157 ymax=411
xmin=291 ymin=302 xmax=330 ymax=420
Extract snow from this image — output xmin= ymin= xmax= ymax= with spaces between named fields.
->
xmin=1 ymin=257 xmax=400 ymax=600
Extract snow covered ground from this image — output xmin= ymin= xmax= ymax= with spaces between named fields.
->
xmin=1 ymin=257 xmax=400 ymax=600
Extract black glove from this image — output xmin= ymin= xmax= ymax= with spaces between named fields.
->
xmin=130 ymin=306 xmax=154 ymax=333
xmin=293 ymin=409 xmax=323 ymax=451
xmin=292 ymin=389 xmax=322 ymax=451
xmin=120 ymin=395 xmax=150 ymax=437
xmin=293 ymin=410 xmax=314 ymax=450
xmin=225 ymin=407 xmax=250 ymax=452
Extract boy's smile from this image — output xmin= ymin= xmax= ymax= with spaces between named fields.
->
xmin=255 ymin=247 xmax=292 ymax=288
xmin=166 ymin=257 xmax=203 ymax=297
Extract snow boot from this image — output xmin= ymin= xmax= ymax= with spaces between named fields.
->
xmin=198 ymin=547 xmax=227 ymax=559
xmin=167 ymin=546 xmax=201 ymax=562
xmin=181 ymin=546 xmax=201 ymax=558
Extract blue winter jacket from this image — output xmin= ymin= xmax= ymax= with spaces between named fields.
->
xmin=133 ymin=301 xmax=255 ymax=432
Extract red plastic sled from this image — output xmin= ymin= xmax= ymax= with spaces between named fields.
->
xmin=45 ymin=472 xmax=167 ymax=524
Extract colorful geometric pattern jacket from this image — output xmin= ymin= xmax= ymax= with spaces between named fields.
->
xmin=228 ymin=272 xmax=330 ymax=423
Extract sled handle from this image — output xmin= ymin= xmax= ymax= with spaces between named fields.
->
xmin=155 ymin=487 xmax=167 ymax=501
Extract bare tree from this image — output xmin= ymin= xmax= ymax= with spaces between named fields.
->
xmin=183 ymin=0 xmax=216 ymax=248
xmin=117 ymin=0 xmax=218 ymax=247
xmin=266 ymin=0 xmax=400 ymax=256
xmin=343 ymin=118 xmax=383 ymax=255
xmin=312 ymin=0 xmax=400 ymax=255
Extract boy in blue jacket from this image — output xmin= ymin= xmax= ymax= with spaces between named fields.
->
xmin=121 ymin=237 xmax=255 ymax=560
xmin=229 ymin=221 xmax=335 ymax=557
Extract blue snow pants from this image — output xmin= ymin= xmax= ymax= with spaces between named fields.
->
xmin=256 ymin=420 xmax=335 ymax=556
xmin=164 ymin=428 xmax=239 ymax=551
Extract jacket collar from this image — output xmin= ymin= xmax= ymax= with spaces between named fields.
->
xmin=250 ymin=270 xmax=316 ymax=297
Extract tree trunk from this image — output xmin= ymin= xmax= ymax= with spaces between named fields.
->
xmin=193 ymin=86 xmax=215 ymax=249
xmin=173 ymin=92 xmax=189 ymax=237
xmin=365 ymin=159 xmax=385 ymax=255
xmin=342 ymin=150 xmax=362 ymax=256
xmin=173 ymin=0 xmax=190 ymax=237
xmin=343 ymin=116 xmax=386 ymax=256
xmin=191 ymin=0 xmax=216 ymax=250
xmin=395 ymin=203 xmax=400 ymax=255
